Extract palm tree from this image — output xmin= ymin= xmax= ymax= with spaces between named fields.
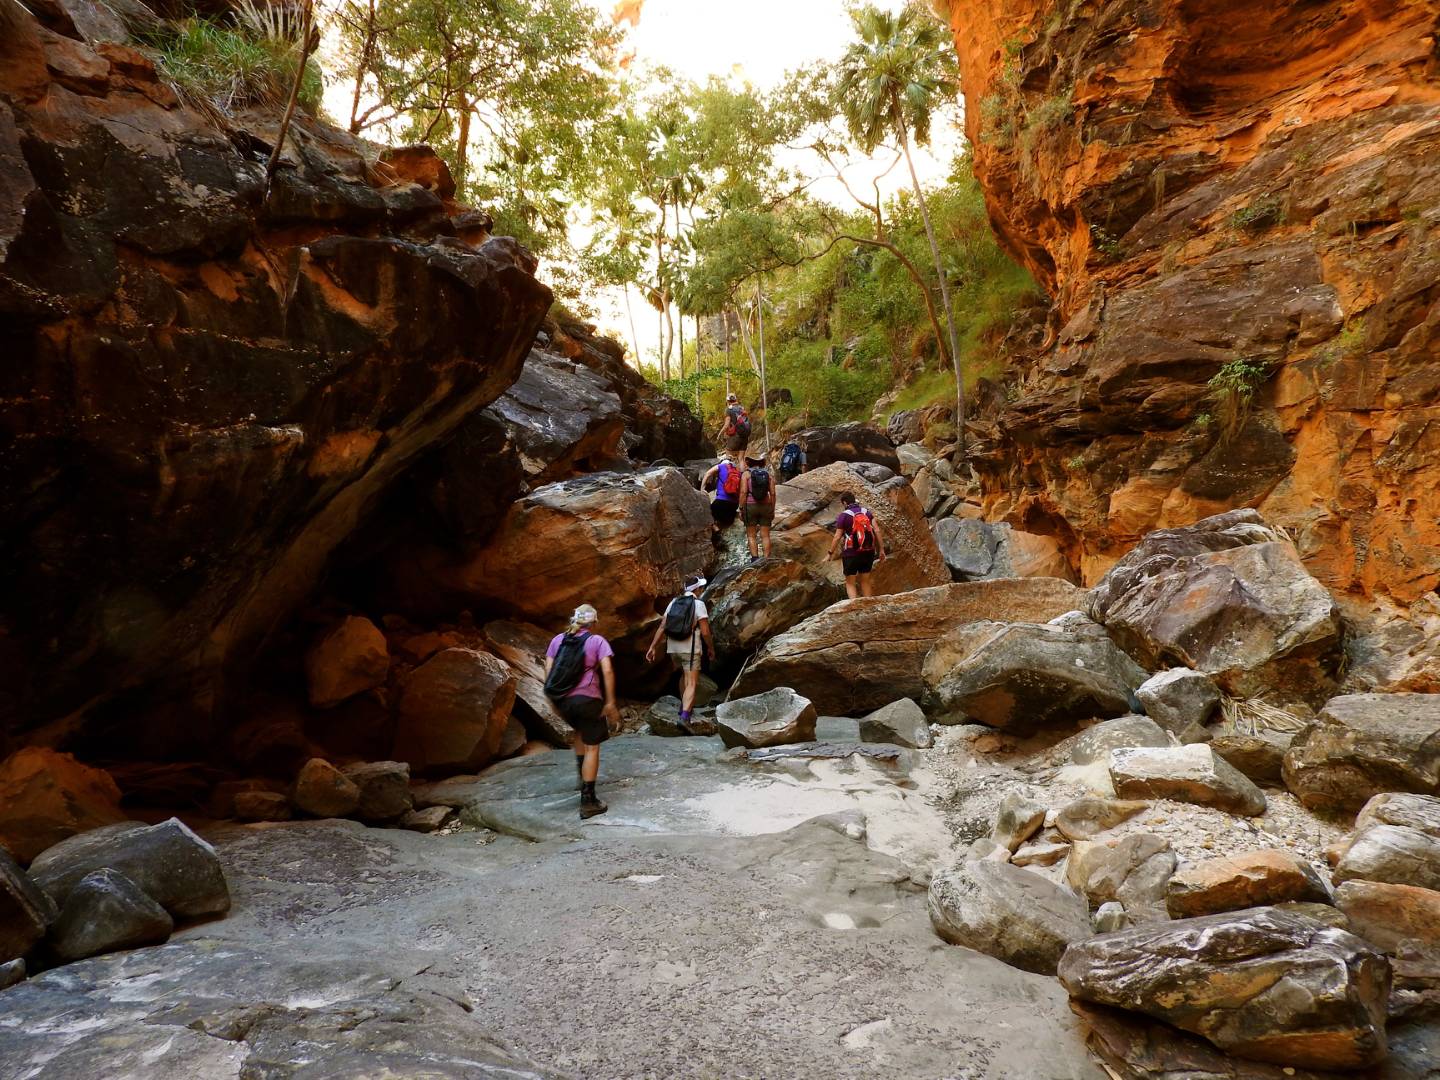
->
xmin=837 ymin=3 xmax=966 ymax=453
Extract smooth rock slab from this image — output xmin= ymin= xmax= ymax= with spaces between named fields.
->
xmin=1110 ymin=744 xmax=1267 ymax=816
xmin=714 ymin=688 xmax=818 ymax=749
xmin=929 ymin=858 xmax=1093 ymax=975
xmin=50 ymin=867 xmax=173 ymax=962
xmin=1165 ymin=849 xmax=1331 ymax=919
xmin=1335 ymin=880 xmax=1440 ymax=951
xmin=1282 ymin=693 xmax=1440 ymax=813
xmin=1058 ymin=907 xmax=1391 ymax=1069
xmin=858 ymin=698 xmax=932 ymax=749
xmin=1071 ymin=715 xmax=1170 ymax=766
xmin=0 ymin=849 xmax=54 ymax=964
xmin=647 ymin=696 xmax=718 ymax=737
xmin=28 ymin=818 xmax=230 ymax=919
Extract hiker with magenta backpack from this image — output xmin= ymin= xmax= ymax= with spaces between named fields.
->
xmin=645 ymin=575 xmax=714 ymax=732
xmin=542 ymin=604 xmax=620 ymax=819
xmin=717 ymin=393 xmax=751 ymax=453
xmin=826 ymin=491 xmax=888 ymax=600
xmin=739 ymin=452 xmax=776 ymax=563
xmin=700 ymin=453 xmax=743 ymax=539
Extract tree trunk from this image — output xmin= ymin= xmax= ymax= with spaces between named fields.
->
xmin=755 ymin=281 xmax=771 ymax=454
xmin=896 ymin=108 xmax=966 ymax=456
xmin=347 ymin=0 xmax=377 ymax=135
xmin=454 ymin=94 xmax=471 ymax=191
xmin=623 ymin=281 xmax=643 ymax=369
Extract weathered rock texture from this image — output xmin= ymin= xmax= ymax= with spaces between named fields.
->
xmin=730 ymin=578 xmax=1084 ymax=715
xmin=0 ymin=14 xmax=552 ymax=752
xmin=944 ymin=0 xmax=1440 ymax=668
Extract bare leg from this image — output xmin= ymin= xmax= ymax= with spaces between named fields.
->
xmin=681 ymin=668 xmax=699 ymax=713
xmin=844 ymin=574 xmax=859 ymax=600
xmin=746 ymin=524 xmax=758 ymax=557
xmin=760 ymin=526 xmax=771 ymax=558
xmin=580 ymin=742 xmax=600 ymax=783
xmin=859 ymin=572 xmax=876 ymax=598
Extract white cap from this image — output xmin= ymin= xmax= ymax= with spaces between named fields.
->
xmin=685 ymin=576 xmax=707 ymax=593
xmin=571 ymin=604 xmax=599 ymax=625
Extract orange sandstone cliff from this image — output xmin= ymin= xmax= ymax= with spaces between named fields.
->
xmin=946 ymin=0 xmax=1440 ymax=687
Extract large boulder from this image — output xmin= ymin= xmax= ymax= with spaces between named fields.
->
xmin=340 ymin=761 xmax=413 ymax=822
xmin=1334 ymin=824 xmax=1440 ymax=892
xmin=713 ymin=688 xmax=817 ymax=749
xmin=1166 ymin=850 xmax=1332 ymax=919
xmin=792 ymin=423 xmax=901 ymax=473
xmin=928 ymin=858 xmax=1093 ymax=975
xmin=931 ymin=518 xmax=999 ymax=580
xmin=1282 ymin=693 xmax=1440 ymax=813
xmin=50 ymin=868 xmax=173 ymax=963
xmin=1210 ymin=730 xmax=1292 ymax=786
xmin=1110 ymin=744 xmax=1268 ymax=816
xmin=1087 ymin=510 xmax=1343 ymax=703
xmin=763 ymin=462 xmax=949 ymax=596
xmin=0 ymin=748 xmax=127 ymax=865
xmin=729 ymin=578 xmax=1084 ymax=715
xmin=28 ymin=818 xmax=229 ymax=919
xmin=394 ymin=648 xmax=517 ymax=775
xmin=1070 ymin=716 xmax=1171 ymax=766
xmin=481 ymin=621 xmax=571 ymax=746
xmin=0 ymin=23 xmax=553 ymax=753
xmin=291 ymin=759 xmax=361 ymax=818
xmin=923 ymin=620 xmax=1147 ymax=733
xmin=1335 ymin=880 xmax=1440 ymax=951
xmin=0 ymin=849 xmax=54 ymax=964
xmin=702 ymin=558 xmax=843 ymax=664
xmin=1055 ymin=797 xmax=1149 ymax=841
xmin=304 ymin=615 xmax=389 ymax=709
xmin=401 ymin=468 xmax=712 ymax=663
xmin=1057 ymin=907 xmax=1391 ymax=1069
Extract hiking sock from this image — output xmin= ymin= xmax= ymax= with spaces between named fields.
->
xmin=580 ymin=781 xmax=608 ymax=819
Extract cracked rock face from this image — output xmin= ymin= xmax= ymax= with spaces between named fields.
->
xmin=1058 ymin=907 xmax=1392 ymax=1069
xmin=945 ymin=0 xmax=1440 ymax=656
xmin=0 ymin=17 xmax=552 ymax=753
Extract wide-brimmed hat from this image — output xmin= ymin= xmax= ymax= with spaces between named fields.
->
xmin=745 ymin=453 xmax=766 ymax=465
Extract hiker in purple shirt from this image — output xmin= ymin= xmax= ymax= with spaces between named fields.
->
xmin=543 ymin=603 xmax=619 ymax=819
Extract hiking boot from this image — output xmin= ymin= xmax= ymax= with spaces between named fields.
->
xmin=580 ymin=782 xmax=608 ymax=819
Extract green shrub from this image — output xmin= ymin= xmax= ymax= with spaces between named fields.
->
xmin=145 ymin=17 xmax=320 ymax=115
xmin=1207 ymin=357 xmax=1271 ymax=442
xmin=1229 ymin=195 xmax=1285 ymax=233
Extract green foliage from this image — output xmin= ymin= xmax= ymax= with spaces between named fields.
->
xmin=1064 ymin=455 xmax=1085 ymax=470
xmin=1229 ymin=194 xmax=1285 ymax=233
xmin=1090 ymin=225 xmax=1124 ymax=261
xmin=1316 ymin=318 xmax=1367 ymax=366
xmin=834 ymin=4 xmax=959 ymax=154
xmin=145 ymin=16 xmax=319 ymax=114
xmin=1207 ymin=357 xmax=1272 ymax=442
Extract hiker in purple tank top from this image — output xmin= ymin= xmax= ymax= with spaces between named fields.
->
xmin=543 ymin=603 xmax=618 ymax=819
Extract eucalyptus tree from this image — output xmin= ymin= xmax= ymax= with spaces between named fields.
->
xmin=835 ymin=3 xmax=966 ymax=448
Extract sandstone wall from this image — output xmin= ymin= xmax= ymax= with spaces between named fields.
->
xmin=0 ymin=13 xmax=552 ymax=751
xmin=945 ymin=0 xmax=1440 ymax=647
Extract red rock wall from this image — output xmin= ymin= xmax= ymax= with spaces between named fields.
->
xmin=0 ymin=12 xmax=552 ymax=751
xmin=945 ymin=0 xmax=1440 ymax=655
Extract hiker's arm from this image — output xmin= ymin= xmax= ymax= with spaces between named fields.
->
xmin=645 ymin=620 xmax=666 ymax=663
xmin=874 ymin=518 xmax=888 ymax=560
xmin=701 ymin=464 xmax=719 ymax=487
xmin=543 ymin=656 xmax=553 ymax=677
xmin=740 ymin=472 xmax=750 ymax=500
xmin=827 ymin=526 xmax=844 ymax=560
xmin=599 ymin=656 xmax=619 ymax=721
xmin=699 ymin=616 xmax=714 ymax=658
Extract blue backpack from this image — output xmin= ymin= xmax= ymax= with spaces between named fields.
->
xmin=779 ymin=442 xmax=802 ymax=480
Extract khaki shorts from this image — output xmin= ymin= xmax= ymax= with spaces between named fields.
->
xmin=743 ymin=502 xmax=774 ymax=527
xmin=667 ymin=641 xmax=703 ymax=672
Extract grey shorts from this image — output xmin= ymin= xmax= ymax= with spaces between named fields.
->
xmin=743 ymin=502 xmax=774 ymax=527
xmin=668 ymin=644 xmax=703 ymax=672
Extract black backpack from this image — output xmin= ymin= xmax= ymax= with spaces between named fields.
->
xmin=779 ymin=442 xmax=802 ymax=479
xmin=543 ymin=632 xmax=590 ymax=697
xmin=748 ymin=466 xmax=772 ymax=504
xmin=664 ymin=595 xmax=698 ymax=641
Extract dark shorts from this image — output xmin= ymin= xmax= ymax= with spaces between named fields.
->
xmin=554 ymin=694 xmax=609 ymax=745
xmin=743 ymin=502 xmax=774 ymax=527
xmin=725 ymin=433 xmax=750 ymax=452
xmin=711 ymin=498 xmax=739 ymax=527
xmin=842 ymin=551 xmax=876 ymax=577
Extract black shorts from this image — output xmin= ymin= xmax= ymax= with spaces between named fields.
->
xmin=842 ymin=551 xmax=876 ymax=577
xmin=554 ymin=694 xmax=609 ymax=745
xmin=711 ymin=499 xmax=739 ymax=527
